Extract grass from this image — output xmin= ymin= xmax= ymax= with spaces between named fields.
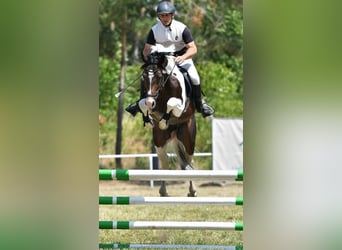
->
xmin=99 ymin=180 xmax=243 ymax=248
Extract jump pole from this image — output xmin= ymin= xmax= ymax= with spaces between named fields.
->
xmin=99 ymin=169 xmax=243 ymax=181
xmin=99 ymin=196 xmax=243 ymax=206
xmin=99 ymin=221 xmax=243 ymax=231
xmin=99 ymin=243 xmax=243 ymax=249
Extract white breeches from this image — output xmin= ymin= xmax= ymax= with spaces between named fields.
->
xmin=178 ymin=58 xmax=200 ymax=86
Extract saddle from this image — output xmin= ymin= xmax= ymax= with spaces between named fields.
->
xmin=178 ymin=66 xmax=193 ymax=98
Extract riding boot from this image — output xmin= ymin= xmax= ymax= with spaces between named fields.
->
xmin=125 ymin=103 xmax=140 ymax=117
xmin=192 ymin=85 xmax=214 ymax=117
xmin=125 ymin=84 xmax=145 ymax=117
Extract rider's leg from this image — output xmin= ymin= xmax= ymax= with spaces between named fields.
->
xmin=180 ymin=60 xmax=214 ymax=117
xmin=125 ymin=83 xmax=145 ymax=117
xmin=192 ymin=84 xmax=214 ymax=117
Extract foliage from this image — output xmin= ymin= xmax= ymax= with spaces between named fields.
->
xmin=99 ymin=0 xmax=160 ymax=61
xmin=197 ymin=61 xmax=243 ymax=118
xmin=99 ymin=55 xmax=119 ymax=154
xmin=193 ymin=61 xmax=243 ymax=169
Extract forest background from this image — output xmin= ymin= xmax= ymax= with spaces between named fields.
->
xmin=99 ymin=0 xmax=243 ymax=169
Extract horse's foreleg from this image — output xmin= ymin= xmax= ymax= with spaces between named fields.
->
xmin=155 ymin=146 xmax=169 ymax=197
xmin=158 ymin=113 xmax=170 ymax=130
xmin=167 ymin=97 xmax=184 ymax=118
xmin=138 ymin=99 xmax=153 ymax=128
xmin=159 ymin=97 xmax=185 ymax=130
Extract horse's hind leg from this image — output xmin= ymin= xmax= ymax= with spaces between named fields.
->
xmin=186 ymin=164 xmax=197 ymax=197
xmin=159 ymin=181 xmax=168 ymax=197
xmin=155 ymin=146 xmax=169 ymax=197
xmin=188 ymin=181 xmax=196 ymax=197
xmin=174 ymin=140 xmax=197 ymax=197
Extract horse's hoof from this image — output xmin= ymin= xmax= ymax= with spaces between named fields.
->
xmin=187 ymin=191 xmax=197 ymax=197
xmin=143 ymin=115 xmax=154 ymax=128
xmin=145 ymin=123 xmax=154 ymax=129
xmin=158 ymin=119 xmax=169 ymax=130
xmin=160 ymin=192 xmax=169 ymax=197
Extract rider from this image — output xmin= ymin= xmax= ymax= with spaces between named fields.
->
xmin=126 ymin=1 xmax=214 ymax=125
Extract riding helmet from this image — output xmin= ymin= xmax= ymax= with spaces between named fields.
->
xmin=156 ymin=1 xmax=176 ymax=15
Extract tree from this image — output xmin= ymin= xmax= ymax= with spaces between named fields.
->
xmin=99 ymin=0 xmax=158 ymax=165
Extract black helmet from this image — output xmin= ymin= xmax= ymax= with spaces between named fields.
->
xmin=156 ymin=1 xmax=176 ymax=15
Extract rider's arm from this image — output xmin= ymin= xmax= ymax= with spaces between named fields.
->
xmin=175 ymin=27 xmax=197 ymax=64
xmin=143 ymin=43 xmax=153 ymax=62
xmin=184 ymin=41 xmax=197 ymax=59
xmin=142 ymin=30 xmax=156 ymax=61
xmin=175 ymin=41 xmax=197 ymax=64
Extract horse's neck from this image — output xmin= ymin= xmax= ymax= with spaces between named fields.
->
xmin=163 ymin=56 xmax=176 ymax=74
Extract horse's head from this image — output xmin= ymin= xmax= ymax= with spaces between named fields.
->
xmin=141 ymin=53 xmax=168 ymax=109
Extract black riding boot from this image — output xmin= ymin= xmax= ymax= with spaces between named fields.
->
xmin=192 ymin=85 xmax=214 ymax=117
xmin=126 ymin=80 xmax=145 ymax=116
xmin=125 ymin=83 xmax=145 ymax=117
xmin=125 ymin=103 xmax=140 ymax=117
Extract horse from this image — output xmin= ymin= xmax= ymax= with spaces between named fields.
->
xmin=138 ymin=52 xmax=197 ymax=197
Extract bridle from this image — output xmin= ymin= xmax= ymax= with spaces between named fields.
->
xmin=142 ymin=54 xmax=176 ymax=100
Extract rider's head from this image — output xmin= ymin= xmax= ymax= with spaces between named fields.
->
xmin=156 ymin=1 xmax=175 ymax=26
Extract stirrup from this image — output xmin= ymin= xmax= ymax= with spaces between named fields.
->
xmin=201 ymin=103 xmax=214 ymax=117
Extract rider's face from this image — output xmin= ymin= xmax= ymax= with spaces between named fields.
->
xmin=158 ymin=13 xmax=173 ymax=26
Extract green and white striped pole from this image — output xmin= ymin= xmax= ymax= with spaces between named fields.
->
xmin=99 ymin=169 xmax=243 ymax=181
xmin=99 ymin=196 xmax=243 ymax=206
xmin=99 ymin=221 xmax=243 ymax=231
xmin=99 ymin=243 xmax=243 ymax=249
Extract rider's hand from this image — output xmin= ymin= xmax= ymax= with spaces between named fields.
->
xmin=174 ymin=55 xmax=186 ymax=64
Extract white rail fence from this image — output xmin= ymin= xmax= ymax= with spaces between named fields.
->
xmin=99 ymin=153 xmax=212 ymax=187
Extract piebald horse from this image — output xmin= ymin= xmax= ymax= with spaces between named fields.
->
xmin=138 ymin=52 xmax=197 ymax=197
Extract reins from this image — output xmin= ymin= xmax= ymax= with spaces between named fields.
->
xmin=143 ymin=57 xmax=176 ymax=100
xmin=114 ymin=73 xmax=143 ymax=98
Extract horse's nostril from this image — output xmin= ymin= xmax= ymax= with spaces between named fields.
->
xmin=146 ymin=97 xmax=155 ymax=110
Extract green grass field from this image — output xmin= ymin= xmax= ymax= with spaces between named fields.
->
xmin=99 ymin=180 xmax=243 ymax=248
